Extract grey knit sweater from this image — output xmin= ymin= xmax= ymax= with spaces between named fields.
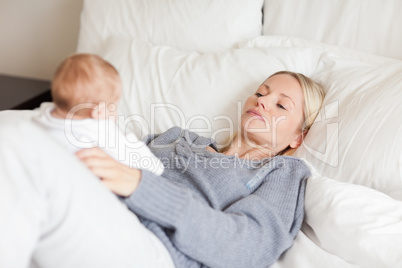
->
xmin=123 ymin=127 xmax=310 ymax=268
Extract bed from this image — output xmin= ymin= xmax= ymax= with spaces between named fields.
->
xmin=2 ymin=0 xmax=402 ymax=267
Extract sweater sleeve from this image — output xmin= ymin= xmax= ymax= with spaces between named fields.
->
xmin=123 ymin=160 xmax=309 ymax=268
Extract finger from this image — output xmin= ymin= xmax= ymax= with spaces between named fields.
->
xmin=99 ymin=173 xmax=138 ymax=197
xmin=80 ymin=156 xmax=118 ymax=170
xmin=75 ymin=147 xmax=109 ymax=160
xmin=89 ymin=166 xmax=120 ymax=181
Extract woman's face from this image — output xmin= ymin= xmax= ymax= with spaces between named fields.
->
xmin=241 ymin=74 xmax=305 ymax=154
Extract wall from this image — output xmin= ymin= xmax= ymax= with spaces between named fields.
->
xmin=0 ymin=0 xmax=84 ymax=80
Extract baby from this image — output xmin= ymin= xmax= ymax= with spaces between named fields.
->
xmin=33 ymin=53 xmax=164 ymax=175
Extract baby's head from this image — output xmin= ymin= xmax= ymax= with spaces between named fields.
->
xmin=51 ymin=53 xmax=122 ymax=119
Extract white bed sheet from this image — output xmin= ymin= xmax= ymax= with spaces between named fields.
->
xmin=271 ymin=228 xmax=359 ymax=268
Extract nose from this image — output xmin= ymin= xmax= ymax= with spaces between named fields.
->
xmin=257 ymin=97 xmax=266 ymax=110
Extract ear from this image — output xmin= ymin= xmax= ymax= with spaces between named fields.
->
xmin=90 ymin=102 xmax=107 ymax=119
xmin=289 ymin=131 xmax=307 ymax=149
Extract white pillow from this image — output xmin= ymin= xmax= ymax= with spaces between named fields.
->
xmin=77 ymin=0 xmax=263 ymax=53
xmin=94 ymin=35 xmax=402 ymax=199
xmin=292 ymin=50 xmax=402 ymax=199
xmin=304 ymin=175 xmax=402 ymax=268
xmin=96 ymin=37 xmax=324 ymax=145
xmin=263 ymin=0 xmax=402 ymax=60
xmin=250 ymin=36 xmax=402 ymax=199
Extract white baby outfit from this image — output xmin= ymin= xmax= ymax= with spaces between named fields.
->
xmin=33 ymin=102 xmax=164 ymax=175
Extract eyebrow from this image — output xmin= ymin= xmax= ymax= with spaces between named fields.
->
xmin=263 ymin=84 xmax=295 ymax=107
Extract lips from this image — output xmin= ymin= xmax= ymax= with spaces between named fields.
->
xmin=246 ymin=109 xmax=265 ymax=121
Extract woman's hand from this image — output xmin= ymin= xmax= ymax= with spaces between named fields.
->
xmin=76 ymin=147 xmax=141 ymax=197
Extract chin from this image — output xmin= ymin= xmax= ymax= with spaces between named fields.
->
xmin=241 ymin=121 xmax=270 ymax=137
xmin=241 ymin=130 xmax=269 ymax=148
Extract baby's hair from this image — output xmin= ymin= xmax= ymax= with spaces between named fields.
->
xmin=51 ymin=53 xmax=122 ymax=114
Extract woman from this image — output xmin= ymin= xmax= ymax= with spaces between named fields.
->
xmin=77 ymin=71 xmax=325 ymax=268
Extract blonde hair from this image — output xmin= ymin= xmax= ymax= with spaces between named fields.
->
xmin=51 ymin=53 xmax=122 ymax=116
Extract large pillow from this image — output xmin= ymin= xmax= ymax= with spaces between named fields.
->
xmin=254 ymin=37 xmax=402 ymax=199
xmin=86 ymin=35 xmax=402 ymax=199
xmin=90 ymin=36 xmax=402 ymax=200
xmin=88 ymin=36 xmax=324 ymax=145
xmin=77 ymin=0 xmax=263 ymax=53
xmin=304 ymin=175 xmax=402 ymax=268
xmin=263 ymin=0 xmax=402 ymax=60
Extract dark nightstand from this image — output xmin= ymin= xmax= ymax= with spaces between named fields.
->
xmin=0 ymin=74 xmax=52 ymax=111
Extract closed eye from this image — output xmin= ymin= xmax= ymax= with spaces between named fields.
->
xmin=255 ymin=92 xmax=263 ymax=97
xmin=277 ymin=103 xmax=287 ymax=110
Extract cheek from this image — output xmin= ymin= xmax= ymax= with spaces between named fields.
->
xmin=267 ymin=114 xmax=292 ymax=134
xmin=274 ymin=116 xmax=303 ymax=139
